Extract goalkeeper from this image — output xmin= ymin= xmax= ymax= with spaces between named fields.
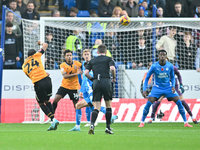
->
xmin=68 ymin=62 xmax=118 ymax=131
xmin=147 ymin=59 xmax=198 ymax=124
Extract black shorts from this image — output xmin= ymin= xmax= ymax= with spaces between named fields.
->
xmin=56 ymin=87 xmax=79 ymax=101
xmin=93 ymin=78 xmax=113 ymax=102
xmin=34 ymin=76 xmax=52 ymax=103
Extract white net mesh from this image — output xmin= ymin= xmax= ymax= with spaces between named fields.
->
xmin=22 ymin=18 xmax=200 ymax=122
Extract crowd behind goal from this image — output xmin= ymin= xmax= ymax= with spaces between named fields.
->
xmin=1 ymin=0 xmax=200 ymax=71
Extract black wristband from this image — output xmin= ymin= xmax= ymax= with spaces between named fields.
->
xmin=90 ymin=77 xmax=94 ymax=82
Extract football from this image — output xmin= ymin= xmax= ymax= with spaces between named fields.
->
xmin=120 ymin=15 xmax=130 ymax=26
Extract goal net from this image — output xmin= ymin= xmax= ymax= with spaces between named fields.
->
xmin=21 ymin=18 xmax=200 ymax=123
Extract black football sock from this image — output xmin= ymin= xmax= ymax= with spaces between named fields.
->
xmin=182 ymin=100 xmax=193 ymax=117
xmin=106 ymin=108 xmax=112 ymax=129
xmin=91 ymin=109 xmax=99 ymax=126
xmin=40 ymin=104 xmax=54 ymax=120
xmin=46 ymin=102 xmax=54 ymax=114
xmin=53 ymin=102 xmax=58 ymax=113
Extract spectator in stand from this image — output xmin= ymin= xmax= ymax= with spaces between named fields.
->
xmin=170 ymin=2 xmax=187 ymax=17
xmin=6 ymin=0 xmax=21 ymax=25
xmin=156 ymin=7 xmax=163 ymax=17
xmin=89 ymin=10 xmax=97 ymax=16
xmin=21 ymin=2 xmax=40 ymax=20
xmin=112 ymin=6 xmax=123 ymax=17
xmin=177 ymin=32 xmax=197 ymax=70
xmin=69 ymin=7 xmax=79 ymax=17
xmin=90 ymin=39 xmax=112 ymax=58
xmin=98 ymin=0 xmax=115 ymax=17
xmin=51 ymin=10 xmax=60 ymax=17
xmin=156 ymin=26 xmax=177 ymax=64
xmin=141 ymin=0 xmax=150 ymax=17
xmin=138 ymin=6 xmax=145 ymax=17
xmin=163 ymin=0 xmax=188 ymax=17
xmin=65 ymin=29 xmax=83 ymax=61
xmin=76 ymin=0 xmax=91 ymax=11
xmin=121 ymin=10 xmax=129 ymax=16
xmin=102 ymin=31 xmax=119 ymax=60
xmin=45 ymin=32 xmax=60 ymax=69
xmin=87 ymin=13 xmax=105 ymax=46
xmin=16 ymin=0 xmax=27 ymax=14
xmin=132 ymin=36 xmax=152 ymax=69
xmin=0 ymin=11 xmax=22 ymax=36
xmin=99 ymin=0 xmax=122 ymax=7
xmin=123 ymin=0 xmax=139 ymax=17
xmin=194 ymin=5 xmax=200 ymax=18
xmin=2 ymin=22 xmax=21 ymax=69
xmin=149 ymin=0 xmax=165 ymax=10
xmin=138 ymin=0 xmax=150 ymax=7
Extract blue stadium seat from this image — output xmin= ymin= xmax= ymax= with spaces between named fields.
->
xmin=16 ymin=51 xmax=22 ymax=69
xmin=63 ymin=0 xmax=76 ymax=9
xmin=90 ymin=0 xmax=99 ymax=9
xmin=126 ymin=62 xmax=132 ymax=69
xmin=77 ymin=11 xmax=90 ymax=17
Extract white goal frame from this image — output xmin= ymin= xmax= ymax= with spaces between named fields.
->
xmin=36 ymin=17 xmax=200 ymax=123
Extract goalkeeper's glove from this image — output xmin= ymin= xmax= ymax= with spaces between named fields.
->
xmin=179 ymin=84 xmax=185 ymax=94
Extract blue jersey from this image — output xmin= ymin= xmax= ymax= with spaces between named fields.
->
xmin=80 ymin=70 xmax=93 ymax=98
xmin=143 ymin=61 xmax=175 ymax=91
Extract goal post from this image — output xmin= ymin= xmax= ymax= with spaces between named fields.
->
xmin=21 ymin=17 xmax=200 ymax=123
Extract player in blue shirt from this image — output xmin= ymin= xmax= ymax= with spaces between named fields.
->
xmin=139 ymin=50 xmax=193 ymax=127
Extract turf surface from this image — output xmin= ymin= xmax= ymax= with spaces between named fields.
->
xmin=0 ymin=123 xmax=199 ymax=150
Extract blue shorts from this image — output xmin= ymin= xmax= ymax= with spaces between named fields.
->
xmin=84 ymin=93 xmax=93 ymax=104
xmin=148 ymin=86 xmax=179 ymax=98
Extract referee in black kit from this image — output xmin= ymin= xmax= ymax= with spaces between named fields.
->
xmin=84 ymin=44 xmax=116 ymax=135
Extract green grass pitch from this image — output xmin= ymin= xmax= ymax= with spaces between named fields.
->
xmin=0 ymin=123 xmax=199 ymax=150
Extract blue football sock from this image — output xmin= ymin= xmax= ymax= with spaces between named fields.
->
xmin=141 ymin=101 xmax=152 ymax=122
xmin=100 ymin=106 xmax=106 ymax=114
xmin=76 ymin=109 xmax=82 ymax=126
xmin=176 ymin=100 xmax=187 ymax=122
xmin=85 ymin=107 xmax=91 ymax=122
